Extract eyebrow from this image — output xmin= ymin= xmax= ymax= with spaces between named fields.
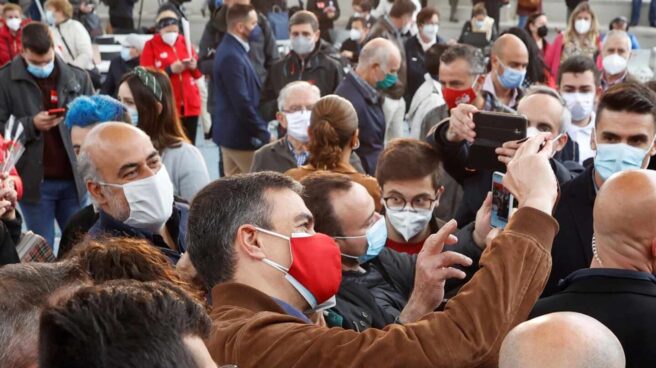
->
xmin=294 ymin=212 xmax=313 ymax=224
xmin=117 ymin=150 xmax=158 ymax=177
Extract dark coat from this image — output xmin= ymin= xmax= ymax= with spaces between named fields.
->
xmin=101 ymin=0 xmax=138 ymax=20
xmin=0 ymin=216 xmax=22 ymax=266
xmin=250 ymin=137 xmax=365 ymax=174
xmin=100 ymin=55 xmax=139 ymax=97
xmin=334 ymin=71 xmax=385 ymax=176
xmin=532 ymin=268 xmax=656 ymax=367
xmin=0 ymin=56 xmax=92 ymax=203
xmin=542 ymin=165 xmax=596 ymax=297
xmin=306 ymin=0 xmax=341 ymax=32
xmin=260 ymin=40 xmax=344 ymax=121
xmin=59 ymin=204 xmax=98 ymax=259
xmin=427 ymin=119 xmax=584 ymax=225
xmin=403 ymin=34 xmax=444 ymax=108
xmin=212 ymin=34 xmax=270 ymax=150
xmin=88 ymin=202 xmax=189 ymax=264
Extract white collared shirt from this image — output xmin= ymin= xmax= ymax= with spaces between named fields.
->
xmin=567 ymin=111 xmax=597 ymax=164
xmin=229 ymin=32 xmax=250 ymax=53
xmin=417 ymin=34 xmax=435 ymax=52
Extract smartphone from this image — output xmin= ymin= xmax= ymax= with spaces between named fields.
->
xmin=491 ymin=171 xmax=514 ymax=229
xmin=466 ymin=111 xmax=527 ymax=172
xmin=47 ymin=108 xmax=66 ymax=117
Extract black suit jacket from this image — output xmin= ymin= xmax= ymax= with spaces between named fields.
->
xmin=542 ymin=165 xmax=596 ymax=297
xmin=532 ymin=268 xmax=656 ymax=368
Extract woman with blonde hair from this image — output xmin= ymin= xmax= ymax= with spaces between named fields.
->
xmin=545 ymin=1 xmax=602 ymax=77
xmin=285 ymin=95 xmax=382 ymax=211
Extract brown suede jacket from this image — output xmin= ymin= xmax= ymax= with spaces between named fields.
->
xmin=206 ymin=207 xmax=558 ymax=367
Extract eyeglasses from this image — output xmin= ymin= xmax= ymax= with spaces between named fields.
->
xmin=283 ymin=105 xmax=314 ymax=113
xmin=383 ymin=195 xmax=438 ymax=211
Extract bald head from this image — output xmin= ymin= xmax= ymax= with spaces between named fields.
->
xmin=358 ymin=38 xmax=401 ymax=69
xmin=593 ymin=170 xmax=656 ymax=266
xmin=492 ymin=34 xmax=528 ymax=59
xmin=80 ymin=122 xmax=153 ymax=168
xmin=500 ymin=312 xmax=626 ymax=368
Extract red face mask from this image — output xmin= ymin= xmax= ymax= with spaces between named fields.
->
xmin=258 ymin=228 xmax=342 ymax=310
xmin=441 ymin=77 xmax=480 ymax=110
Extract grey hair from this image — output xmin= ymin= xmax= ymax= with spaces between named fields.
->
xmin=277 ymin=81 xmax=321 ymax=111
xmin=77 ymin=150 xmax=103 ymax=184
xmin=439 ymin=44 xmax=486 ymax=75
xmin=603 ymin=30 xmax=632 ymax=52
xmin=523 ymin=85 xmax=572 ymax=134
xmin=358 ymin=38 xmax=401 ymax=70
xmin=0 ymin=262 xmax=89 ymax=368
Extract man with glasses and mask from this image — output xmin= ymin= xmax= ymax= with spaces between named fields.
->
xmin=78 ymin=123 xmax=188 ymax=264
xmin=543 ymin=81 xmax=656 ymax=297
xmin=251 ymin=81 xmax=364 ymax=173
xmin=0 ymin=22 xmax=92 ymax=248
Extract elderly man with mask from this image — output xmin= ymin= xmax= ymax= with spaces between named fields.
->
xmin=335 ymin=38 xmax=399 ymax=175
xmin=260 ymin=11 xmax=344 ymax=122
xmin=532 ymin=170 xmax=656 ymax=366
xmin=186 ymin=129 xmax=563 ymax=366
xmin=78 ymin=123 xmax=187 ymax=264
xmin=600 ymin=30 xmax=637 ymax=91
xmin=542 ymin=81 xmax=656 ymax=297
xmin=251 ymin=81 xmax=364 ymax=173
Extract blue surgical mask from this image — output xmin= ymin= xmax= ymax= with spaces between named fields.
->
xmin=336 ymin=217 xmax=388 ymax=264
xmin=291 ymin=35 xmax=315 ymax=55
xmin=127 ymin=106 xmax=139 ymax=126
xmin=27 ymin=59 xmax=55 ymax=79
xmin=497 ymin=60 xmax=526 ymax=89
xmin=594 ymin=142 xmax=653 ymax=181
xmin=248 ymin=24 xmax=263 ymax=43
xmin=474 ymin=20 xmax=485 ymax=29
xmin=120 ymin=47 xmax=133 ymax=61
xmin=45 ymin=10 xmax=56 ymax=26
xmin=376 ymin=71 xmax=398 ymax=90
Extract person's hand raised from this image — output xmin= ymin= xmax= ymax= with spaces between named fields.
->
xmin=502 ymin=132 xmax=558 ymax=215
xmin=446 ymin=104 xmax=478 ymax=143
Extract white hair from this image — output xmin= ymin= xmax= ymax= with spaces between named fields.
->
xmin=358 ymin=38 xmax=401 ymax=70
xmin=603 ymin=30 xmax=632 ymax=52
xmin=277 ymin=81 xmax=321 ymax=111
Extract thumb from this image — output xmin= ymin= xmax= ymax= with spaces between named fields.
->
xmin=421 ymin=219 xmax=458 ymax=256
xmin=538 ymin=138 xmax=555 ymax=159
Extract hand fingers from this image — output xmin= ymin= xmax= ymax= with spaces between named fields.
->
xmin=538 ymin=138 xmax=556 ymax=158
xmin=444 ymin=234 xmax=458 ymax=246
xmin=502 ymin=140 xmax=522 ymax=149
xmin=481 ymin=192 xmax=492 ymax=213
xmin=435 ymin=251 xmax=473 ymax=268
xmin=497 ymin=155 xmax=512 ymax=165
xmin=515 ymin=132 xmax=550 ymax=157
xmin=485 ymin=228 xmax=502 ymax=248
xmin=436 ymin=267 xmax=468 ymax=280
xmin=495 ymin=147 xmax=517 ymax=157
xmin=421 ymin=219 xmax=458 ymax=256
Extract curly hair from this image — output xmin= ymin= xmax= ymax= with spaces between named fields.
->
xmin=307 ymin=95 xmax=358 ymax=170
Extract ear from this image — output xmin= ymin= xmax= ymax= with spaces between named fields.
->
xmin=351 ymin=129 xmax=360 ymax=146
xmin=156 ymin=102 xmax=163 ymax=115
xmin=314 ymin=30 xmax=321 ymax=42
xmin=554 ymin=133 xmax=569 ymax=152
xmin=474 ymin=74 xmax=485 ymax=92
xmin=590 ymin=128 xmax=597 ymax=151
xmin=595 ymin=85 xmax=604 ymax=101
xmin=86 ymin=182 xmax=107 ymax=206
xmin=649 ymin=138 xmax=656 ymax=157
xmin=236 ymin=225 xmax=267 ymax=260
xmin=276 ymin=111 xmax=287 ymax=129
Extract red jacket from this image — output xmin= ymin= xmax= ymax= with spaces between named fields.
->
xmin=0 ymin=20 xmax=29 ymax=67
xmin=140 ymin=33 xmax=202 ymax=117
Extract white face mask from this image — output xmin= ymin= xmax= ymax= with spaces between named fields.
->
xmin=6 ymin=18 xmax=21 ymax=32
xmin=385 ymin=204 xmax=434 ymax=242
xmin=45 ymin=10 xmax=56 ymax=26
xmin=526 ymin=126 xmax=540 ymax=138
xmin=285 ymin=110 xmax=311 ymax=143
xmin=574 ymin=19 xmax=591 ymax=34
xmin=562 ymin=92 xmax=595 ymax=122
xmin=349 ymin=28 xmax=362 ymax=41
xmin=602 ymin=53 xmax=628 ymax=76
xmin=161 ymin=31 xmax=179 ymax=46
xmin=421 ymin=24 xmax=439 ymax=40
xmin=102 ymin=166 xmax=174 ymax=233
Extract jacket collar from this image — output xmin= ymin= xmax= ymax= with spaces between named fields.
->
xmin=211 ymin=282 xmax=310 ymax=322
xmin=347 ymin=71 xmax=380 ymax=105
xmin=11 ymin=55 xmax=82 ymax=97
xmin=559 ymin=268 xmax=656 ymax=294
xmin=271 ymin=138 xmax=298 ymax=166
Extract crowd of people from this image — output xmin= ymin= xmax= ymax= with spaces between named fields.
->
xmin=0 ymin=0 xmax=655 ymax=367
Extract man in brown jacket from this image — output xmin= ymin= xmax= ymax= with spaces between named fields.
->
xmin=186 ymin=133 xmax=560 ymax=367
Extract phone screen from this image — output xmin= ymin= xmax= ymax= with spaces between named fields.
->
xmin=491 ymin=172 xmax=513 ymax=229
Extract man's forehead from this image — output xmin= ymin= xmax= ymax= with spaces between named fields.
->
xmin=286 ymin=88 xmax=317 ymax=106
xmin=561 ymin=71 xmax=595 ymax=86
xmin=597 ymin=109 xmax=656 ymax=136
xmin=440 ymin=59 xmax=471 ymax=77
xmin=265 ymin=187 xmax=310 ymax=221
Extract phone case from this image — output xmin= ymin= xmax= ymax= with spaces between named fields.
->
xmin=466 ymin=112 xmax=527 ymax=172
xmin=491 ymin=172 xmax=513 ymax=229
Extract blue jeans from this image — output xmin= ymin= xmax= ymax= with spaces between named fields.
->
xmin=517 ymin=15 xmax=528 ymax=28
xmin=20 ymin=179 xmax=81 ymax=248
xmin=631 ymin=0 xmax=656 ymax=25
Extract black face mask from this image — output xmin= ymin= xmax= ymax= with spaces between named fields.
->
xmin=537 ymin=25 xmax=548 ymax=38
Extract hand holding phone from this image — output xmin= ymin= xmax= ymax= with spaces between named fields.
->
xmin=34 ymin=110 xmax=64 ymax=131
xmin=47 ymin=108 xmax=66 ymax=117
xmin=491 ymin=172 xmax=514 ymax=229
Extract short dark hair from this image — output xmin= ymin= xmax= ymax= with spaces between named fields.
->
xmin=596 ymin=82 xmax=656 ymax=127
xmin=186 ymin=172 xmax=303 ymax=288
xmin=350 ymin=16 xmax=368 ymax=29
xmin=21 ymin=22 xmax=53 ymax=55
xmin=289 ymin=10 xmax=319 ymax=32
xmin=440 ymin=44 xmax=486 ymax=75
xmin=300 ymin=173 xmax=353 ymax=237
xmin=557 ymin=55 xmax=601 ymax=87
xmin=38 ymin=280 xmax=211 ymax=368
xmin=376 ymin=139 xmax=443 ymax=190
xmin=226 ymin=3 xmax=255 ymax=29
xmin=0 ymin=262 xmax=90 ymax=368
xmin=416 ymin=6 xmax=439 ymax=26
xmin=425 ymin=43 xmax=450 ymax=76
xmin=389 ymin=0 xmax=416 ymax=18
xmin=353 ymin=0 xmax=372 ymax=12
xmin=645 ymin=80 xmax=656 ymax=94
